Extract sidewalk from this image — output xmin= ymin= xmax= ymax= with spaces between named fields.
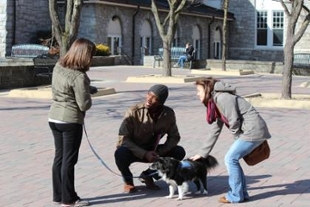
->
xmin=0 ymin=66 xmax=309 ymax=207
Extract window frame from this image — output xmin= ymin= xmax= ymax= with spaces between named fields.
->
xmin=255 ymin=9 xmax=284 ymax=49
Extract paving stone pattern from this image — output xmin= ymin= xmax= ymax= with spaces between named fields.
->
xmin=0 ymin=66 xmax=309 ymax=207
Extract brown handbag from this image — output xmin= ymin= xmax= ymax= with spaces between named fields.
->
xmin=243 ymin=140 xmax=270 ymax=166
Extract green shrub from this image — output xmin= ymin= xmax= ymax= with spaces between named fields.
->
xmin=95 ymin=44 xmax=110 ymax=56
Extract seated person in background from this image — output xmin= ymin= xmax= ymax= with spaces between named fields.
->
xmin=174 ymin=42 xmax=194 ymax=69
xmin=114 ymin=84 xmax=186 ymax=193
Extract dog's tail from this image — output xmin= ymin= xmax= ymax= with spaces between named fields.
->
xmin=204 ymin=155 xmax=219 ymax=170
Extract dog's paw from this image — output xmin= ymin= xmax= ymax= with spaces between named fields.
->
xmin=176 ymin=197 xmax=183 ymax=201
xmin=165 ymin=195 xmax=173 ymax=199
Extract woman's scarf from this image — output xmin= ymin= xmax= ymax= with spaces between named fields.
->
xmin=206 ymin=99 xmax=229 ymax=127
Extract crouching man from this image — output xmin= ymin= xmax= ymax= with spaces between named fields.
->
xmin=114 ymin=84 xmax=186 ymax=193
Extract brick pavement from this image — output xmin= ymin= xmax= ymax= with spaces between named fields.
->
xmin=0 ymin=66 xmax=309 ymax=207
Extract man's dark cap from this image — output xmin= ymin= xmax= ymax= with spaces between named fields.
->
xmin=149 ymin=84 xmax=169 ymax=104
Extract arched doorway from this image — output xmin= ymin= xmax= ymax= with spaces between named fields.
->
xmin=213 ymin=27 xmax=222 ymax=59
xmin=192 ymin=25 xmax=201 ymax=59
xmin=107 ymin=17 xmax=122 ymax=55
xmin=140 ymin=20 xmax=152 ymax=64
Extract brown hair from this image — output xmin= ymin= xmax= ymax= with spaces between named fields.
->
xmin=60 ymin=38 xmax=96 ymax=72
xmin=195 ymin=77 xmax=219 ymax=107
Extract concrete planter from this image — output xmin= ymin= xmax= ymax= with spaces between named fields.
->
xmin=91 ymin=56 xmax=115 ymax=67
xmin=0 ymin=56 xmax=122 ymax=89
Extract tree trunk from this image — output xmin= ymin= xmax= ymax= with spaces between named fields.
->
xmin=60 ymin=35 xmax=70 ymax=57
xmin=280 ymin=0 xmax=310 ymax=99
xmin=281 ymin=32 xmax=294 ymax=99
xmin=221 ymin=0 xmax=229 ymax=71
xmin=151 ymin=0 xmax=200 ymax=77
xmin=162 ymin=40 xmax=172 ymax=76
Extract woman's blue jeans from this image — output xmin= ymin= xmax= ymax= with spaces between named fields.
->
xmin=177 ymin=55 xmax=187 ymax=68
xmin=224 ymin=138 xmax=263 ymax=203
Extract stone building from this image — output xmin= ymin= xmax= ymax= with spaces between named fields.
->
xmin=226 ymin=0 xmax=310 ymax=62
xmin=1 ymin=0 xmax=234 ymax=66
xmin=1 ymin=0 xmax=310 ymax=63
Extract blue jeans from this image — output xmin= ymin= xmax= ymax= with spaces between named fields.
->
xmin=177 ymin=55 xmax=187 ymax=68
xmin=224 ymin=138 xmax=263 ymax=203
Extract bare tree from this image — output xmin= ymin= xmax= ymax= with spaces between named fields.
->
xmin=49 ymin=0 xmax=83 ymax=56
xmin=221 ymin=0 xmax=229 ymax=71
xmin=280 ymin=0 xmax=310 ymax=99
xmin=151 ymin=0 xmax=201 ymax=76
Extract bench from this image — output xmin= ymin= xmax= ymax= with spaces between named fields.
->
xmin=11 ymin=44 xmax=49 ymax=58
xmin=293 ymin=53 xmax=310 ymax=76
xmin=33 ymin=54 xmax=59 ymax=81
xmin=153 ymin=47 xmax=196 ymax=69
xmin=11 ymin=44 xmax=58 ymax=80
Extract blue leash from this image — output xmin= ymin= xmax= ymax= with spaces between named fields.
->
xmin=83 ymin=124 xmax=156 ymax=179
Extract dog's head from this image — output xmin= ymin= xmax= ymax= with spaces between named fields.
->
xmin=149 ymin=157 xmax=179 ymax=174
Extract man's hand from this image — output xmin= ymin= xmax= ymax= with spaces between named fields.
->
xmin=144 ymin=151 xmax=159 ymax=162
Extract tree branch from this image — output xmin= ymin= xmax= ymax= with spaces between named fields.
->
xmin=291 ymin=0 xmax=303 ymax=24
xmin=294 ymin=11 xmax=310 ymax=44
xmin=151 ymin=0 xmax=165 ymax=37
xmin=68 ymin=0 xmax=82 ymax=41
xmin=279 ymin=0 xmax=291 ymax=16
xmin=48 ymin=0 xmax=63 ymax=45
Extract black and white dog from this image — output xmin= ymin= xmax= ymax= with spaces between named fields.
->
xmin=150 ymin=156 xmax=218 ymax=200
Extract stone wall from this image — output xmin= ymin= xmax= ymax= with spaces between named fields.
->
xmin=227 ymin=0 xmax=284 ymax=62
xmin=0 ymin=56 xmax=118 ymax=89
xmin=3 ymin=0 xmax=51 ymax=57
xmin=80 ymin=3 xmax=219 ymax=65
xmin=144 ymin=56 xmax=284 ymax=73
xmin=207 ymin=59 xmax=284 ymax=74
xmin=1 ymin=1 xmax=222 ymax=65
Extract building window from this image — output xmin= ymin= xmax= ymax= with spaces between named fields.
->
xmin=257 ymin=11 xmax=268 ymax=46
xmin=213 ymin=41 xmax=221 ymax=59
xmin=256 ymin=10 xmax=284 ymax=48
xmin=107 ymin=36 xmax=121 ymax=55
xmin=273 ymin=11 xmax=284 ymax=46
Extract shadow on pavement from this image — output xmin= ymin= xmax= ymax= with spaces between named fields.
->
xmin=248 ymin=179 xmax=310 ymax=200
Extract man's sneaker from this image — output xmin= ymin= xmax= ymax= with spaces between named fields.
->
xmin=173 ymin=63 xmax=179 ymax=68
xmin=139 ymin=172 xmax=160 ymax=190
xmin=61 ymin=199 xmax=90 ymax=207
xmin=123 ymin=183 xmax=137 ymax=193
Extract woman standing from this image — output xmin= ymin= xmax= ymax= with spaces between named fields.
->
xmin=48 ymin=38 xmax=96 ymax=207
xmin=191 ymin=77 xmax=271 ymax=203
